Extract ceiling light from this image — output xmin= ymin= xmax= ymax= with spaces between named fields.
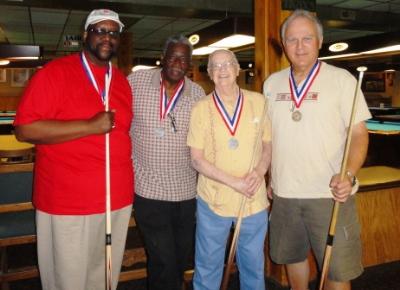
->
xmin=132 ymin=65 xmax=155 ymax=72
xmin=329 ymin=42 xmax=349 ymax=52
xmin=210 ymin=34 xmax=254 ymax=48
xmin=320 ymin=44 xmax=400 ymax=61
xmin=192 ymin=34 xmax=255 ymax=56
xmin=0 ymin=59 xmax=10 ymax=65
xmin=155 ymin=60 xmax=161 ymax=66
xmin=189 ymin=34 xmax=200 ymax=45
xmin=193 ymin=46 xmax=221 ymax=56
xmin=385 ymin=69 xmax=395 ymax=72
xmin=8 ymin=56 xmax=39 ymax=60
xmin=364 ymin=44 xmax=400 ymax=54
xmin=319 ymin=53 xmax=358 ymax=60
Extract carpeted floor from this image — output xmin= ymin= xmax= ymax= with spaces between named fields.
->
xmin=116 ymin=260 xmax=400 ymax=290
xmin=5 ymin=243 xmax=400 ymax=290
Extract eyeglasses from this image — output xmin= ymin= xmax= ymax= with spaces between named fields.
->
xmin=88 ymin=28 xmax=120 ymax=38
xmin=168 ymin=113 xmax=177 ymax=133
xmin=209 ymin=61 xmax=236 ymax=71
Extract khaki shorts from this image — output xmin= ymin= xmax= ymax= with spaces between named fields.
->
xmin=269 ymin=194 xmax=363 ymax=282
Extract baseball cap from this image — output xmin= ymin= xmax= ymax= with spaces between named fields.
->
xmin=85 ymin=9 xmax=124 ymax=32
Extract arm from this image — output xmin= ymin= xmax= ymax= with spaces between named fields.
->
xmin=244 ymin=141 xmax=272 ymax=196
xmin=330 ymin=121 xmax=369 ymax=202
xmin=190 ymin=141 xmax=271 ymax=198
xmin=15 ymin=111 xmax=115 ymax=145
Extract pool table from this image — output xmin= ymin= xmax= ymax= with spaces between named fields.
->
xmin=365 ymin=119 xmax=400 ymax=167
xmin=366 ymin=119 xmax=400 ymax=135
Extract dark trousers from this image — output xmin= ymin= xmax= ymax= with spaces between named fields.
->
xmin=134 ymin=195 xmax=196 ymax=290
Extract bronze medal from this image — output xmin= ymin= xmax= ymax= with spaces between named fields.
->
xmin=292 ymin=110 xmax=302 ymax=122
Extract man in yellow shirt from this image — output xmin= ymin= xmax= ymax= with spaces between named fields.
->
xmin=187 ymin=49 xmax=272 ymax=290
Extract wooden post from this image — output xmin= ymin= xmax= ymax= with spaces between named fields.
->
xmin=117 ymin=32 xmax=133 ymax=76
xmin=254 ymin=0 xmax=289 ymax=92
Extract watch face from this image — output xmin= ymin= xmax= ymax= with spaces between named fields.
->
xmin=346 ymin=171 xmax=356 ymax=186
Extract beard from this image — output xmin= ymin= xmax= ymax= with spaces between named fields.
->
xmin=85 ymin=41 xmax=117 ymax=63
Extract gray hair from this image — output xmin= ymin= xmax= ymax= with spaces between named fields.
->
xmin=280 ymin=9 xmax=323 ymax=42
xmin=163 ymin=35 xmax=193 ymax=57
xmin=207 ymin=49 xmax=239 ymax=71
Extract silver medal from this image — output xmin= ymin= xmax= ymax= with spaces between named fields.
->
xmin=154 ymin=127 xmax=165 ymax=138
xmin=228 ymin=138 xmax=239 ymax=150
xmin=292 ymin=110 xmax=302 ymax=122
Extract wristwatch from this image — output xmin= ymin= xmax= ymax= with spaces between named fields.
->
xmin=346 ymin=170 xmax=357 ymax=187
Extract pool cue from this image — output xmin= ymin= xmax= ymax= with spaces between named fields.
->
xmin=318 ymin=66 xmax=367 ymax=290
xmin=220 ymin=100 xmax=268 ymax=290
xmin=105 ymin=72 xmax=113 ymax=290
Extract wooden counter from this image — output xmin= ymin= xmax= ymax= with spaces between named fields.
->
xmin=265 ymin=166 xmax=400 ymax=286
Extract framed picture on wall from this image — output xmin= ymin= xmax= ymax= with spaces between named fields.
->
xmin=11 ymin=68 xmax=30 ymax=87
xmin=0 ymin=69 xmax=6 ymax=83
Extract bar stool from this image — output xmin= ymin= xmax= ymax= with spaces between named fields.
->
xmin=0 ymin=135 xmax=34 ymax=164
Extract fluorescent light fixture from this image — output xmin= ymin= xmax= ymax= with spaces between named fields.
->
xmin=321 ymin=44 xmax=400 ymax=61
xmin=385 ymin=69 xmax=395 ymax=72
xmin=210 ymin=34 xmax=255 ymax=48
xmin=193 ymin=46 xmax=220 ymax=56
xmin=319 ymin=53 xmax=358 ymax=60
xmin=193 ymin=34 xmax=255 ymax=56
xmin=363 ymin=44 xmax=400 ymax=54
xmin=329 ymin=42 xmax=349 ymax=52
xmin=131 ymin=65 xmax=155 ymax=72
xmin=8 ymin=56 xmax=39 ymax=60
xmin=0 ymin=59 xmax=10 ymax=65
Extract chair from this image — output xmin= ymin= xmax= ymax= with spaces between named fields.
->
xmin=0 ymin=162 xmax=37 ymax=289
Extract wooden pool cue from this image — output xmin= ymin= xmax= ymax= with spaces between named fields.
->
xmin=318 ymin=66 xmax=367 ymax=290
xmin=220 ymin=100 xmax=268 ymax=290
xmin=105 ymin=72 xmax=113 ymax=290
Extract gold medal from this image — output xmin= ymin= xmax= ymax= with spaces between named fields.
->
xmin=292 ymin=110 xmax=302 ymax=122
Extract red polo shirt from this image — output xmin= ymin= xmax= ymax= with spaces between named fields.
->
xmin=14 ymin=53 xmax=134 ymax=215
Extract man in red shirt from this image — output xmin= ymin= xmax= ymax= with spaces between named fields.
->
xmin=14 ymin=9 xmax=133 ymax=290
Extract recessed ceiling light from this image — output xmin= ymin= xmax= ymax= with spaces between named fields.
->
xmin=329 ymin=42 xmax=349 ymax=52
xmin=357 ymin=66 xmax=367 ymax=72
xmin=189 ymin=34 xmax=200 ymax=45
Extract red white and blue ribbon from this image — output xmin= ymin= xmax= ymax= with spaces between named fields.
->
xmin=212 ymin=89 xmax=243 ymax=136
xmin=80 ymin=52 xmax=112 ymax=105
xmin=159 ymin=76 xmax=184 ymax=120
xmin=289 ymin=60 xmax=320 ymax=108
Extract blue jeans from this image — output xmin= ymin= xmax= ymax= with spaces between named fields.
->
xmin=193 ymin=197 xmax=268 ymax=290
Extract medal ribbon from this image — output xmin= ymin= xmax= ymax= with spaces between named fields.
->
xmin=159 ymin=76 xmax=184 ymax=120
xmin=289 ymin=60 xmax=320 ymax=108
xmin=80 ymin=52 xmax=112 ymax=105
xmin=212 ymin=89 xmax=243 ymax=136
